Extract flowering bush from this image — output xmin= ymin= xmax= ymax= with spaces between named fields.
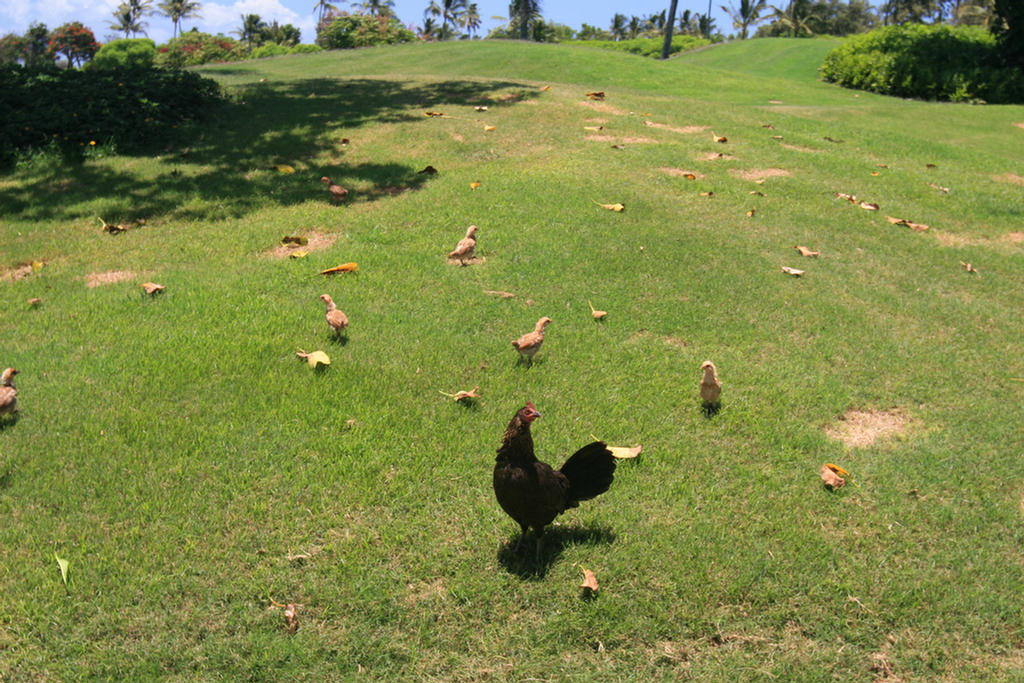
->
xmin=155 ymin=31 xmax=246 ymax=68
xmin=46 ymin=22 xmax=99 ymax=68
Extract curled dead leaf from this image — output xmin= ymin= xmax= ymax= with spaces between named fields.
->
xmin=580 ymin=567 xmax=599 ymax=592
xmin=871 ymin=171 xmax=880 ymax=176
xmin=713 ymin=135 xmax=728 ymax=143
xmin=141 ymin=282 xmax=164 ymax=295
xmin=585 ymin=91 xmax=605 ymax=100
xmin=439 ymin=386 xmax=481 ymax=402
xmin=834 ymin=192 xmax=857 ymax=203
xmin=926 ymin=163 xmax=937 ymax=168
xmin=275 ymin=164 xmax=295 ymax=174
xmin=289 ymin=250 xmax=309 ymax=259
xmin=960 ymin=261 xmax=979 ymax=274
xmin=469 ymin=181 xmax=481 ymax=189
xmin=886 ymin=216 xmax=929 ymax=232
xmin=340 ymin=138 xmax=350 ymax=145
xmin=474 ymin=105 xmax=489 ymax=111
xmin=540 ymin=85 xmax=550 ymax=91
xmin=588 ymin=300 xmax=607 ymax=320
xmin=607 ymin=444 xmax=641 ymax=459
xmin=28 ymin=297 xmax=42 ymax=307
xmin=594 ymin=201 xmax=625 ymax=212
xmin=820 ymin=463 xmax=847 ymax=489
xmin=484 ymin=125 xmax=496 ymax=132
xmin=762 ymin=123 xmax=775 ymax=129
xmin=484 ymin=290 xmax=515 ymax=298
xmin=823 ymin=136 xmax=843 ymax=143
xmin=794 ymin=245 xmax=819 ymax=257
xmin=746 ymin=209 xmax=756 ymax=218
xmin=296 ymin=349 xmax=330 ymax=368
xmin=749 ymin=190 xmax=766 ymax=196
xmin=859 ymin=201 xmax=879 ymax=211
xmin=928 ymin=182 xmax=950 ymax=193
xmin=320 ymin=262 xmax=358 ymax=275
xmin=781 ymin=266 xmax=805 ymax=277
xmin=700 ymin=191 xmax=715 ymax=197
xmin=583 ymin=126 xmax=603 ymax=131
xmin=424 ymin=111 xmax=443 ymax=117
xmin=284 ymin=603 xmax=299 ymax=633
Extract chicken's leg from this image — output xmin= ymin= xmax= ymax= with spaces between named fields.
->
xmin=513 ymin=523 xmax=528 ymax=552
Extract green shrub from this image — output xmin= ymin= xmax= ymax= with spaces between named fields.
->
xmin=289 ymin=43 xmax=323 ymax=54
xmin=155 ymin=31 xmax=245 ymax=68
xmin=90 ymin=38 xmax=156 ymax=70
xmin=0 ymin=65 xmax=222 ymax=166
xmin=316 ymin=13 xmax=415 ymax=50
xmin=250 ymin=43 xmax=290 ymax=59
xmin=563 ymin=35 xmax=711 ymax=58
xmin=820 ymin=24 xmax=1024 ymax=103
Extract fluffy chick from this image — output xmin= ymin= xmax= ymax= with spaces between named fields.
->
xmin=319 ymin=294 xmax=349 ymax=337
xmin=699 ymin=361 xmax=721 ymax=407
xmin=512 ymin=317 xmax=552 ymax=364
xmin=321 ymin=176 xmax=348 ymax=203
xmin=0 ymin=368 xmax=19 ymax=418
xmin=448 ymin=225 xmax=479 ymax=264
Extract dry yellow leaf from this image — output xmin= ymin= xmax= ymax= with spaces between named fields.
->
xmin=289 ymin=250 xmax=309 ymax=259
xmin=28 ymin=297 xmax=42 ymax=307
xmin=141 ymin=282 xmax=164 ymax=295
xmin=275 ymin=164 xmax=295 ymax=174
xmin=580 ymin=567 xmax=599 ymax=592
xmin=425 ymin=111 xmax=443 ymax=117
xmin=439 ymin=386 xmax=481 ymax=401
xmin=781 ymin=266 xmax=804 ymax=276
xmin=583 ymin=126 xmax=603 ymax=131
xmin=594 ymin=201 xmax=625 ymax=212
xmin=886 ymin=216 xmax=930 ymax=232
xmin=713 ymin=134 xmax=728 ymax=143
xmin=794 ymin=245 xmax=819 ymax=257
xmin=746 ymin=209 xmax=756 ymax=218
xmin=320 ymin=262 xmax=358 ymax=275
xmin=586 ymin=91 xmax=605 ymax=100
xmin=469 ymin=181 xmax=481 ymax=189
xmin=834 ymin=192 xmax=857 ymax=203
xmin=588 ymin=300 xmax=607 ymax=320
xmin=859 ymin=201 xmax=879 ymax=211
xmin=700 ymin=191 xmax=715 ymax=197
xmin=607 ymin=444 xmax=641 ymax=459
xmin=540 ymin=85 xmax=551 ymax=91
xmin=928 ymin=182 xmax=950 ymax=193
xmin=484 ymin=290 xmax=515 ymax=298
xmin=484 ymin=125 xmax=496 ymax=132
xmin=820 ymin=463 xmax=847 ymax=489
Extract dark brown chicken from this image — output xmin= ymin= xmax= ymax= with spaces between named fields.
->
xmin=493 ymin=403 xmax=616 ymax=561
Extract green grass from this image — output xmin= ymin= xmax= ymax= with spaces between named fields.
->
xmin=2 ymin=38 xmax=1024 ymax=681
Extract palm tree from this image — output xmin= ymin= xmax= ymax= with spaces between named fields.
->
xmin=509 ymin=0 xmax=540 ymax=39
xmin=234 ymin=13 xmax=266 ymax=49
xmin=312 ymin=0 xmax=338 ymax=27
xmin=463 ymin=2 xmax=481 ymax=37
xmin=769 ymin=0 xmax=814 ymax=35
xmin=628 ymin=15 xmax=641 ymax=38
xmin=720 ymin=0 xmax=767 ymax=38
xmin=359 ymin=0 xmax=395 ymax=17
xmin=426 ymin=0 xmax=468 ymax=37
xmin=108 ymin=2 xmax=148 ymax=38
xmin=420 ymin=16 xmax=438 ymax=38
xmin=158 ymin=0 xmax=201 ymax=38
xmin=610 ymin=13 xmax=627 ymax=40
xmin=648 ymin=10 xmax=666 ymax=34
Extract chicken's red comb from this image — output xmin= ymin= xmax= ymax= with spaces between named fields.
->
xmin=525 ymin=401 xmax=536 ymax=411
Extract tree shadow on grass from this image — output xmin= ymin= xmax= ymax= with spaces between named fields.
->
xmin=0 ymin=77 xmax=535 ymax=223
xmin=498 ymin=523 xmax=616 ymax=580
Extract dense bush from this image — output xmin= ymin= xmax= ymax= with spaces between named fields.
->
xmin=820 ymin=24 xmax=1024 ymax=103
xmin=0 ymin=65 xmax=222 ymax=166
xmin=316 ymin=13 xmax=415 ymax=49
xmin=250 ymin=43 xmax=291 ymax=59
xmin=563 ymin=35 xmax=711 ymax=58
xmin=90 ymin=38 xmax=157 ymax=70
xmin=155 ymin=31 xmax=245 ymax=68
xmin=288 ymin=43 xmax=323 ymax=54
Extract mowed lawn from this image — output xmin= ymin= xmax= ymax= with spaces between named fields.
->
xmin=1 ymin=38 xmax=1024 ymax=681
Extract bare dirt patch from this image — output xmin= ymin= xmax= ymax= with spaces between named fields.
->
xmin=86 ymin=270 xmax=136 ymax=288
xmin=994 ymin=173 xmax=1024 ymax=186
xmin=585 ymin=134 xmax=658 ymax=144
xmin=1015 ymin=122 xmax=1024 ymax=130
xmin=643 ymin=121 xmax=708 ymax=134
xmin=825 ymin=408 xmax=911 ymax=448
xmin=935 ymin=231 xmax=1024 ymax=248
xmin=577 ymin=100 xmax=627 ymax=115
xmin=1002 ymin=232 xmax=1024 ymax=243
xmin=0 ymin=263 xmax=35 ymax=282
xmin=267 ymin=231 xmax=339 ymax=259
xmin=730 ymin=168 xmax=791 ymax=182
xmin=781 ymin=143 xmax=821 ymax=154
xmin=700 ymin=152 xmax=734 ymax=161
xmin=659 ymin=167 xmax=705 ymax=179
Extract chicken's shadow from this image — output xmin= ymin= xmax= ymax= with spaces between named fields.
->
xmin=0 ymin=414 xmax=20 ymax=431
xmin=497 ymin=524 xmax=616 ymax=579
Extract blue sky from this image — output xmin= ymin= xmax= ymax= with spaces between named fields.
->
xmin=2 ymin=0 xmax=738 ymax=45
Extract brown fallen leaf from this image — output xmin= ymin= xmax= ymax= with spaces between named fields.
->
xmin=749 ymin=190 xmax=765 ymax=196
xmin=99 ymin=217 xmax=129 ymax=234
xmin=610 ymin=144 xmax=624 ymax=150
xmin=484 ymin=290 xmax=515 ymax=298
xmin=484 ymin=125 xmax=496 ymax=132
xmin=820 ymin=463 xmax=847 ymax=489
xmin=886 ymin=216 xmax=930 ymax=232
xmin=296 ymin=349 xmax=330 ymax=368
xmin=960 ymin=261 xmax=979 ymax=274
xmin=928 ymin=182 xmax=950 ymax=193
xmin=762 ymin=123 xmax=775 ymax=129
xmin=870 ymin=171 xmax=880 ymax=176
xmin=588 ymin=300 xmax=607 ymax=320
xmin=579 ymin=567 xmax=599 ymax=592
xmin=794 ymin=245 xmax=820 ymax=257
xmin=540 ymin=85 xmax=551 ymax=91
xmin=781 ymin=266 xmax=805 ymax=276
xmin=474 ymin=105 xmax=489 ymax=111
xmin=585 ymin=91 xmax=605 ymax=100
xmin=320 ymin=262 xmax=358 ymax=275
xmin=284 ymin=603 xmax=299 ymax=633
xmin=877 ymin=164 xmax=888 ymax=168
xmin=823 ymin=136 xmax=843 ymax=143
xmin=926 ymin=163 xmax=937 ymax=168
xmin=583 ymin=126 xmax=603 ymax=131
xmin=281 ymin=235 xmax=308 ymax=245
xmin=713 ymin=134 xmax=728 ymax=143
xmin=700 ymin=191 xmax=715 ymax=197
xmin=859 ymin=201 xmax=879 ymax=211
xmin=141 ymin=282 xmax=164 ymax=295
xmin=28 ymin=297 xmax=42 ymax=307
xmin=340 ymin=138 xmax=350 ymax=145
xmin=772 ymin=135 xmax=784 ymax=139
xmin=834 ymin=192 xmax=857 ymax=203
xmin=439 ymin=386 xmax=481 ymax=402
xmin=594 ymin=201 xmax=625 ymax=212
xmin=469 ymin=181 xmax=481 ymax=189
xmin=417 ymin=165 xmax=438 ymax=175
xmin=683 ymin=172 xmax=696 ymax=180
xmin=746 ymin=209 xmax=756 ymax=218
xmin=424 ymin=111 xmax=443 ymax=117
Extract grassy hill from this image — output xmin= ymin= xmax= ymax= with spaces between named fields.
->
xmin=2 ymin=39 xmax=1023 ymax=682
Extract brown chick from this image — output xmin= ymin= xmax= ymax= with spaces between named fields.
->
xmin=321 ymin=176 xmax=348 ymax=203
xmin=512 ymin=317 xmax=552 ymax=364
xmin=0 ymin=368 xmax=19 ymax=418
xmin=700 ymin=361 xmax=721 ymax=407
xmin=319 ymin=294 xmax=349 ymax=337
xmin=448 ymin=225 xmax=478 ymax=264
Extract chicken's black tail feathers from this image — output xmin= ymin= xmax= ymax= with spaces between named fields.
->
xmin=559 ymin=441 xmax=616 ymax=505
